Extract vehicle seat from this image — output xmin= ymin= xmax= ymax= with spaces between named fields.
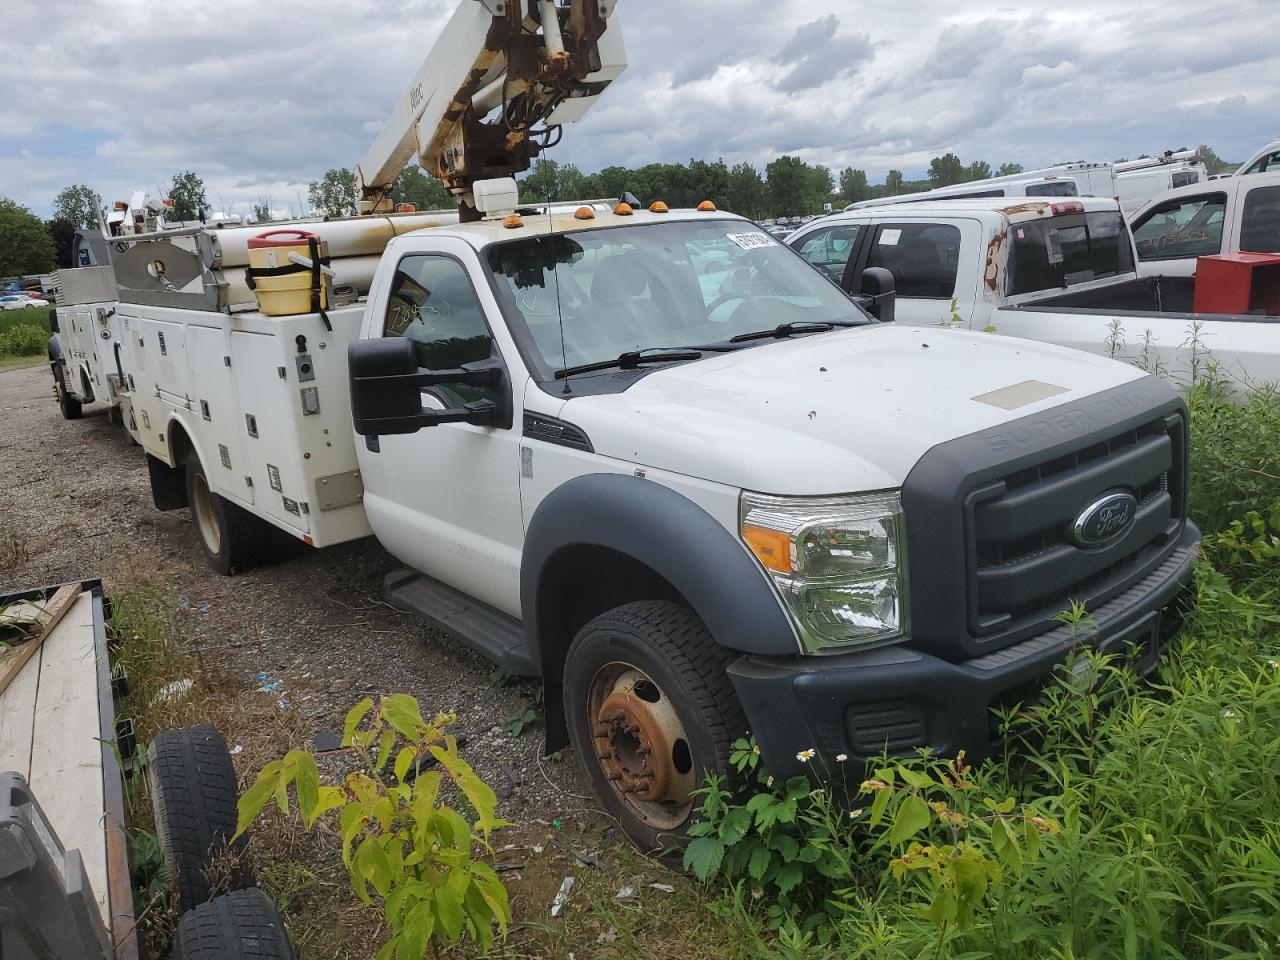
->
xmin=589 ymin=252 xmax=678 ymax=344
xmin=892 ymin=239 xmax=947 ymax=297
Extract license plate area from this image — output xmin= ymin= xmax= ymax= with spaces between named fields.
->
xmin=1096 ymin=611 xmax=1161 ymax=678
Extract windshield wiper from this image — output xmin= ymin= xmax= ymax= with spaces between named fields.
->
xmin=691 ymin=319 xmax=867 ymax=351
xmin=554 ymin=348 xmax=704 ymax=380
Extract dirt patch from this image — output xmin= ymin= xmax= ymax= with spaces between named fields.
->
xmin=0 ymin=364 xmax=729 ymax=958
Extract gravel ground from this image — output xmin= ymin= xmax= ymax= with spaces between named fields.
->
xmin=0 ymin=362 xmax=590 ymax=817
xmin=0 ymin=361 xmax=763 ymax=960
xmin=0 ymin=362 xmax=680 ymax=955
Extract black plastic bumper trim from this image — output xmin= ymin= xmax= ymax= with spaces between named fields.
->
xmin=728 ymin=527 xmax=1198 ymax=780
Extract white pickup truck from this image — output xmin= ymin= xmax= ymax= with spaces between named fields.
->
xmin=1127 ymin=170 xmax=1280 ymax=278
xmin=91 ymin=192 xmax=1199 ymax=850
xmin=786 ymin=197 xmax=1280 ymax=388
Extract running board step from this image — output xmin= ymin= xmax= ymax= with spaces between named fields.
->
xmin=383 ymin=569 xmax=536 ymax=676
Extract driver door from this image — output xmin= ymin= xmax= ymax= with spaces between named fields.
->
xmin=356 ymin=248 xmax=526 ymax=617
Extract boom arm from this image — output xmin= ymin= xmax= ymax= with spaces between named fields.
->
xmin=357 ymin=0 xmax=625 ymax=214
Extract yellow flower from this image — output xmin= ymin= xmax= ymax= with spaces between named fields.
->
xmin=796 ymin=748 xmax=816 ymax=762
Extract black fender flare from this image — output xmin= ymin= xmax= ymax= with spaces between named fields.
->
xmin=47 ymin=333 xmax=63 ymax=364
xmin=520 ymin=474 xmax=799 ymax=677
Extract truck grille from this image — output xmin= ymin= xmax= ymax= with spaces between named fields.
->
xmin=966 ymin=412 xmax=1186 ymax=638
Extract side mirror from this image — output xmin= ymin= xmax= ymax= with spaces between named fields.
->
xmin=858 ymin=267 xmax=896 ymax=323
xmin=348 ymin=337 xmax=502 ymax=437
xmin=48 ymin=309 xmax=59 ymax=333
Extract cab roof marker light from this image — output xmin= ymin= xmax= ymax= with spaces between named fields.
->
xmin=574 ymin=206 xmax=596 ymax=220
xmin=649 ymin=201 xmax=670 ymax=213
xmin=503 ymin=214 xmax=525 ymax=229
xmin=697 ymin=200 xmax=717 ymax=212
xmin=1051 ymin=201 xmax=1085 ymax=215
xmin=613 ymin=202 xmax=634 ymax=216
xmin=397 ymin=203 xmax=418 ymax=213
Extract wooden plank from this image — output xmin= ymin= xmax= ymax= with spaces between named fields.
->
xmin=0 ymin=637 xmax=40 ymax=779
xmin=0 ymin=584 xmax=81 ymax=698
xmin=27 ymin=592 xmax=111 ymax=927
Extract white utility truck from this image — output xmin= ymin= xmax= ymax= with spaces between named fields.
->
xmin=1127 ymin=170 xmax=1280 ymax=278
xmin=48 ymin=190 xmax=204 ymax=425
xmin=1114 ymin=151 xmax=1208 ymax=215
xmin=79 ymin=0 xmax=1199 ymax=851
xmin=788 ymin=196 xmax=1280 ymax=388
xmin=845 ymin=163 xmax=1110 ymax=210
xmin=848 ymin=154 xmax=1209 ymax=217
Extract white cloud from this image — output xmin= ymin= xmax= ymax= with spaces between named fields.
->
xmin=1 ymin=0 xmax=1277 ymax=218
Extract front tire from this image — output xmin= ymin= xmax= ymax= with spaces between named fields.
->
xmin=564 ymin=601 xmax=746 ymax=853
xmin=184 ymin=456 xmax=270 ymax=575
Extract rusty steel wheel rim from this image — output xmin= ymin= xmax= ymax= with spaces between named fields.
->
xmin=588 ymin=662 xmax=697 ymax=830
xmin=191 ymin=473 xmax=222 ymax=556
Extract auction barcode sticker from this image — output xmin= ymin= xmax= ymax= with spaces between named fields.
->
xmin=726 ymin=232 xmax=776 ymax=250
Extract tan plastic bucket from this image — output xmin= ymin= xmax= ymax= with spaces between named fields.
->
xmin=246 ymin=229 xmax=329 ymax=316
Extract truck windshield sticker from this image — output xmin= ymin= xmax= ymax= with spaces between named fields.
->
xmin=726 ymin=232 xmax=776 ymax=251
xmin=879 ymin=229 xmax=902 ymax=246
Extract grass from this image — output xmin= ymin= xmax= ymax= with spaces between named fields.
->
xmin=0 ymin=304 xmax=52 ymax=337
xmin=0 ymin=354 xmax=43 ymax=371
xmin=0 ymin=305 xmax=52 ymax=362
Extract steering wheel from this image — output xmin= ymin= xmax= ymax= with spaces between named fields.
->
xmin=704 ymin=292 xmax=748 ymax=320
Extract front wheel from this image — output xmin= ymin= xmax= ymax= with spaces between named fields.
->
xmin=564 ymin=601 xmax=746 ymax=853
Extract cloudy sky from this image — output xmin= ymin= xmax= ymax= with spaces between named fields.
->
xmin=2 ymin=0 xmax=1276 ymax=219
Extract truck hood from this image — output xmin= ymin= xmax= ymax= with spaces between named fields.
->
xmin=553 ymin=325 xmax=1147 ymax=495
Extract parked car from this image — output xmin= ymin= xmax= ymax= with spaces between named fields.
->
xmin=0 ymin=294 xmax=48 ymax=310
xmin=787 ymin=196 xmax=1280 ymax=387
xmin=1128 ymin=170 xmax=1280 ymax=277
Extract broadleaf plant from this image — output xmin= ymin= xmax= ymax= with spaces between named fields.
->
xmin=235 ymin=695 xmax=512 ymax=957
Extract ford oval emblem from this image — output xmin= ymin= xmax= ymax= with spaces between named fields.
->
xmin=1072 ymin=492 xmax=1138 ymax=548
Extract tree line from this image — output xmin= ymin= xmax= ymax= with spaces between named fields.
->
xmin=0 ymin=143 xmax=1239 ymax=277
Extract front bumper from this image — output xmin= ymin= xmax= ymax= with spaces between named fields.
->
xmin=728 ymin=529 xmax=1199 ymax=779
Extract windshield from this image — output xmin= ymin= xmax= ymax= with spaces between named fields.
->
xmin=1008 ymin=210 xmax=1134 ymax=295
xmin=484 ymin=219 xmax=868 ymax=378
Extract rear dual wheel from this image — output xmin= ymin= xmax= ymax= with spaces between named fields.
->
xmin=564 ymin=601 xmax=745 ymax=853
xmin=53 ymin=364 xmax=82 ymax=419
xmin=185 ymin=456 xmax=271 ymax=575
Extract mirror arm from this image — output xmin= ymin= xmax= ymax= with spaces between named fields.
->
xmin=355 ymin=399 xmax=496 ymax=436
xmin=352 ymin=364 xmax=500 ymax=390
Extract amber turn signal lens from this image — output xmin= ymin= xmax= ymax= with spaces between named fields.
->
xmin=743 ymin=524 xmax=793 ymax=575
xmin=649 ymin=201 xmax=670 ymax=213
xmin=503 ymin=214 xmax=524 ymax=229
xmin=697 ymin=200 xmax=717 ymax=212
xmin=613 ymin=202 xmax=634 ymax=216
xmin=396 ymin=203 xmax=418 ymax=213
xmin=574 ymin=206 xmax=596 ymax=220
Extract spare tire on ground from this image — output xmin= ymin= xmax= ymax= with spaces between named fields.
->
xmin=147 ymin=724 xmax=253 ymax=912
xmin=173 ymin=888 xmax=296 ymax=959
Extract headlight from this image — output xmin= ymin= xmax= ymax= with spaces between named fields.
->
xmin=740 ymin=491 xmax=907 ymax=654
